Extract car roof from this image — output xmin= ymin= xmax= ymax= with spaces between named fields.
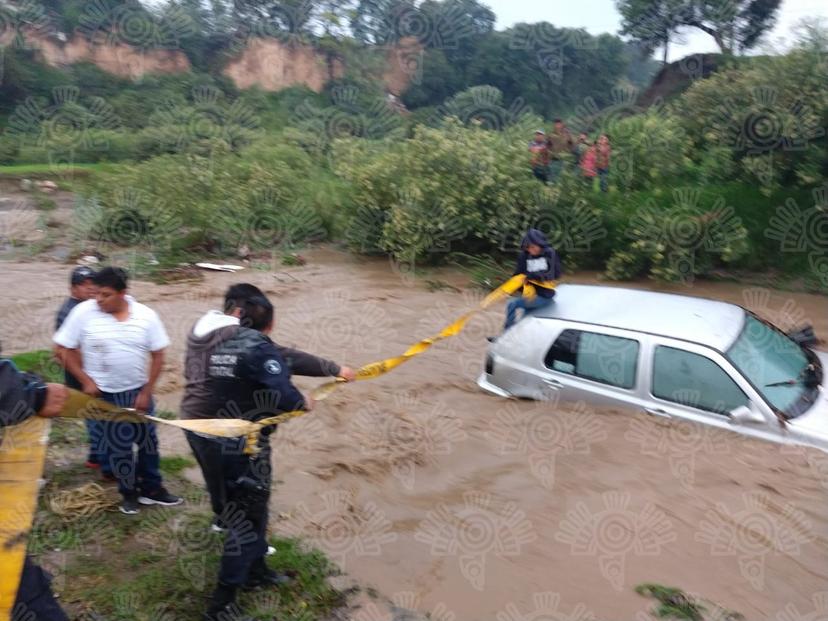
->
xmin=533 ymin=284 xmax=746 ymax=351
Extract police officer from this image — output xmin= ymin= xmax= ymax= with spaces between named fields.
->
xmin=192 ymin=289 xmax=316 ymax=621
xmin=182 ymin=283 xmax=355 ymax=535
xmin=0 ymin=357 xmax=69 ymax=621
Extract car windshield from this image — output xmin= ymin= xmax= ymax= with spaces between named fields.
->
xmin=727 ymin=314 xmax=814 ymax=416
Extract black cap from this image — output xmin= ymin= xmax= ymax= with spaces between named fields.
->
xmin=70 ymin=266 xmax=96 ymax=285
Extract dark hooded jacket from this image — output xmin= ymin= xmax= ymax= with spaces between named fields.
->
xmin=180 ymin=311 xmax=341 ymax=422
xmin=513 ymin=228 xmax=562 ymax=299
xmin=0 ymin=359 xmax=46 ymax=427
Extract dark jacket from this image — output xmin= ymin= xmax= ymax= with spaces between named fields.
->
xmin=513 ymin=229 xmax=562 ymax=299
xmin=55 ymin=297 xmax=83 ymax=390
xmin=0 ymin=360 xmax=71 ymax=621
xmin=199 ymin=327 xmax=306 ymax=422
xmin=0 ymin=359 xmax=46 ymax=427
xmin=180 ymin=312 xmax=340 ymax=421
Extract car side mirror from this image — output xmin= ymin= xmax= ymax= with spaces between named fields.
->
xmin=729 ymin=405 xmax=764 ymax=425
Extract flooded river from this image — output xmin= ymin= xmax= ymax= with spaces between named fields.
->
xmin=1 ymin=248 xmax=827 ymax=619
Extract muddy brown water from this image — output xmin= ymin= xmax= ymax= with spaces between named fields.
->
xmin=2 ymin=248 xmax=827 ymax=620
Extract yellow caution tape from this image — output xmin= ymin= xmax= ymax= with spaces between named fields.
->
xmin=0 ymin=272 xmax=556 ymax=613
xmin=0 ymin=417 xmax=49 ymax=620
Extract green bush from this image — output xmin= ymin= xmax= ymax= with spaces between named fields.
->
xmin=334 ymin=118 xmax=551 ymax=262
xmin=83 ymin=138 xmax=351 ymax=260
xmin=604 ymin=188 xmax=749 ymax=281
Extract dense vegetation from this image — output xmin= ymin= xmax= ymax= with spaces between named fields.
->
xmin=0 ymin=1 xmax=826 ymax=289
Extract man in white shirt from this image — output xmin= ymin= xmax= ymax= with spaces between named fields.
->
xmin=54 ymin=267 xmax=183 ymax=515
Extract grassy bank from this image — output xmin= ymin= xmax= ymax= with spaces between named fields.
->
xmin=33 ymin=465 xmax=347 ymax=621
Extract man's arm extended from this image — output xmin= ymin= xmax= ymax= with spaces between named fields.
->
xmin=135 ymin=349 xmax=164 ymax=412
xmin=275 ymin=345 xmax=355 ymax=381
xmin=0 ymin=360 xmax=67 ymax=426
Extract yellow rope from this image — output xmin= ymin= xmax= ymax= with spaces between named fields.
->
xmin=0 ymin=272 xmax=557 ymax=614
xmin=47 ymin=483 xmax=117 ymax=521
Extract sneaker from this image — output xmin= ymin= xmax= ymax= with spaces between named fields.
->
xmin=243 ymin=568 xmax=293 ymax=590
xmin=84 ymin=460 xmax=101 ymax=470
xmin=138 ymin=487 xmax=184 ymax=506
xmin=119 ymin=495 xmax=140 ymax=515
xmin=486 ymin=336 xmax=498 ymax=343
xmin=266 ymin=545 xmax=275 ymax=556
xmin=203 ymin=603 xmax=256 ymax=621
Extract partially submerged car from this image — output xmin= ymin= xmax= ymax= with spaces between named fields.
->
xmin=479 ymin=284 xmax=828 ymax=453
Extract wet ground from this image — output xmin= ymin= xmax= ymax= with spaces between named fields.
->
xmin=2 ymin=247 xmax=827 ymax=620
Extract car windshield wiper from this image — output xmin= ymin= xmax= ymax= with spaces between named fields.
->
xmin=765 ymin=364 xmax=818 ymax=388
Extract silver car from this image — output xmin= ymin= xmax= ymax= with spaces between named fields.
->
xmin=478 ymin=284 xmax=828 ymax=453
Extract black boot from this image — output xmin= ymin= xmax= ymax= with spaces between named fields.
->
xmin=204 ymin=583 xmax=256 ymax=621
xmin=243 ymin=557 xmax=293 ymax=590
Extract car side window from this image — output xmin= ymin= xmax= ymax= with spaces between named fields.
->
xmin=652 ymin=346 xmax=749 ymax=414
xmin=545 ymin=329 xmax=639 ymax=389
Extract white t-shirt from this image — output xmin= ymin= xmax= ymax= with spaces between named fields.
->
xmin=53 ymin=296 xmax=170 ymax=393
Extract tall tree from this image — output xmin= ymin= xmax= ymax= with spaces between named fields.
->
xmin=617 ymin=0 xmax=687 ymax=64
xmin=617 ymin=0 xmax=782 ymax=56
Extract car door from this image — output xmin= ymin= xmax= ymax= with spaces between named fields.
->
xmin=530 ymin=320 xmax=652 ymax=410
xmin=643 ymin=337 xmax=787 ymax=445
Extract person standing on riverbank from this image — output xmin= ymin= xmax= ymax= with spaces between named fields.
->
xmin=596 ymin=133 xmax=612 ymax=192
xmin=53 ymin=267 xmax=182 ymax=515
xmin=529 ymin=130 xmax=550 ymax=183
xmin=181 ymin=283 xmax=355 ymax=534
xmin=54 ymin=266 xmax=104 ymax=472
xmin=547 ymin=119 xmax=573 ymax=183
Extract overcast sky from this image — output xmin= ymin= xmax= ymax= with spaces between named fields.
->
xmin=486 ymin=0 xmax=828 ymax=61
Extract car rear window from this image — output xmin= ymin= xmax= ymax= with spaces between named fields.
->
xmin=545 ymin=329 xmax=639 ymax=389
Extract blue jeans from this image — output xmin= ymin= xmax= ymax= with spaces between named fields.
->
xmin=598 ymin=167 xmax=609 ymax=192
xmin=84 ymin=418 xmax=110 ymax=474
xmin=99 ymin=387 xmax=163 ymax=497
xmin=504 ymin=295 xmax=554 ymax=330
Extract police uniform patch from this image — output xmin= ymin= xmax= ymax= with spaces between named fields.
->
xmin=264 ymin=359 xmax=281 ymax=375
